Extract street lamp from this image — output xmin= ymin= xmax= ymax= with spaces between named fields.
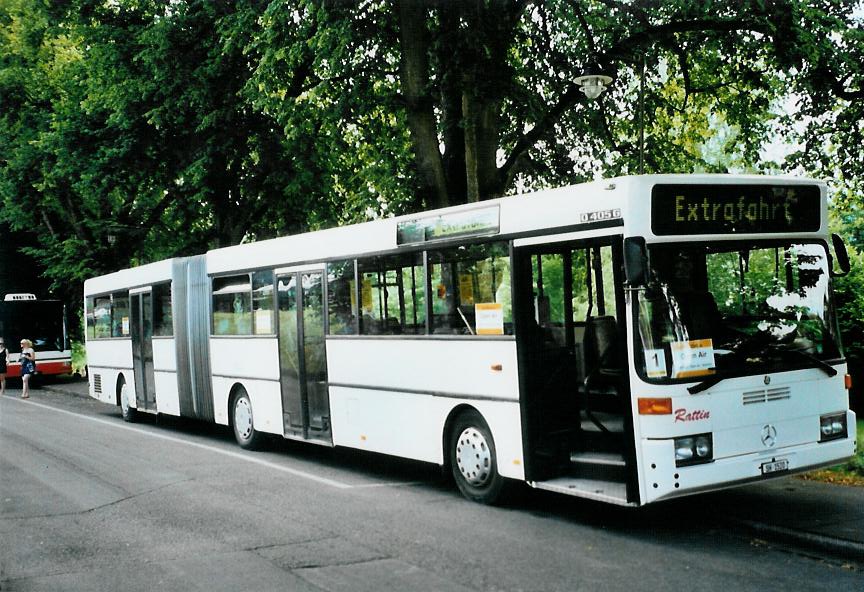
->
xmin=575 ymin=69 xmax=613 ymax=100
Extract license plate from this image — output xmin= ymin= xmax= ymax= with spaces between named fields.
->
xmin=760 ymin=459 xmax=789 ymax=475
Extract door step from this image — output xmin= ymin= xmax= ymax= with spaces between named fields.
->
xmin=581 ymin=411 xmax=625 ymax=433
xmin=569 ymin=450 xmax=627 ymax=481
xmin=531 ymin=476 xmax=633 ymax=506
xmin=570 ymin=451 xmax=626 ymax=466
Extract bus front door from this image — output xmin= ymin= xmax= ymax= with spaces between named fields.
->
xmin=277 ymin=272 xmax=332 ymax=444
xmin=130 ymin=291 xmax=156 ymax=412
xmin=514 ymin=240 xmax=630 ymax=486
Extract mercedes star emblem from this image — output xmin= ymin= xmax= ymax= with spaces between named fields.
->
xmin=761 ymin=424 xmax=777 ymax=448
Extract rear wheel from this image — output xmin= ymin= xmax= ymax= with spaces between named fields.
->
xmin=449 ymin=410 xmax=506 ymax=504
xmin=119 ymin=379 xmax=137 ymax=423
xmin=232 ymin=390 xmax=264 ymax=450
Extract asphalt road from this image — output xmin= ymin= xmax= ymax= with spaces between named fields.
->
xmin=1 ymin=386 xmax=861 ymax=592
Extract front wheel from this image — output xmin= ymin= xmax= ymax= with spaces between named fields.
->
xmin=449 ymin=410 xmax=506 ymax=504
xmin=119 ymin=380 xmax=137 ymax=423
xmin=232 ymin=390 xmax=264 ymax=450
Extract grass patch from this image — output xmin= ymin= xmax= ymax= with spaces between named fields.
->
xmin=799 ymin=418 xmax=864 ymax=487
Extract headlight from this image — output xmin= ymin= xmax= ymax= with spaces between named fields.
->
xmin=819 ymin=413 xmax=847 ymax=442
xmin=675 ymin=433 xmax=713 ymax=467
xmin=675 ymin=438 xmax=694 ymax=462
xmin=695 ymin=436 xmax=712 ymax=458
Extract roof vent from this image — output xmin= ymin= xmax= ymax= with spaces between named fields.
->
xmin=4 ymin=293 xmax=37 ymax=301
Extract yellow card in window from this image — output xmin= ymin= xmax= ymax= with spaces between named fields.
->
xmin=475 ymin=303 xmax=504 ymax=335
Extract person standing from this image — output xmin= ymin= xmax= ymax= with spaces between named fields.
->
xmin=19 ymin=338 xmax=35 ymax=399
xmin=0 ymin=339 xmax=7 ymax=396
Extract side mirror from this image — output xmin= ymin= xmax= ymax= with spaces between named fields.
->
xmin=624 ymin=237 xmax=648 ymax=286
xmin=831 ymin=233 xmax=851 ymax=277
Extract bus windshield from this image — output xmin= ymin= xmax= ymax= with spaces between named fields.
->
xmin=0 ymin=301 xmax=68 ymax=353
xmin=635 ymin=241 xmax=842 ymax=383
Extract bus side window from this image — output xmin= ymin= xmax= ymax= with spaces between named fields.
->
xmin=429 ymin=242 xmax=512 ymax=336
xmin=85 ymin=297 xmax=96 ymax=340
xmin=152 ymin=283 xmax=173 ymax=337
xmin=93 ymin=296 xmax=112 ymax=339
xmin=328 ymin=260 xmax=357 ymax=335
xmin=358 ymin=252 xmax=425 ymax=336
xmin=212 ymin=275 xmax=253 ymax=336
xmin=111 ymin=292 xmax=130 ymax=338
xmin=252 ymin=271 xmax=274 ymax=335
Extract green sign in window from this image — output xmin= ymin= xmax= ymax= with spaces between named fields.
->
xmin=397 ymin=206 xmax=500 ymax=245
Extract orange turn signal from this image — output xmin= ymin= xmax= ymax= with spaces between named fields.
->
xmin=638 ymin=397 xmax=673 ymax=415
xmin=845 ymin=374 xmax=852 ymax=390
xmin=490 ymin=364 xmax=503 ymax=372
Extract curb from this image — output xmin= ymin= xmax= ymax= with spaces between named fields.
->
xmin=728 ymin=518 xmax=864 ymax=563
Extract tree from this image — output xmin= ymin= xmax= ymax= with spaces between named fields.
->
xmin=1 ymin=0 xmax=862 ymax=304
xmin=248 ymin=1 xmax=862 ymax=209
xmin=0 ymin=0 xmax=340 ymax=303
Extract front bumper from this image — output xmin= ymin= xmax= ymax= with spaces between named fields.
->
xmin=640 ymin=410 xmax=857 ymax=504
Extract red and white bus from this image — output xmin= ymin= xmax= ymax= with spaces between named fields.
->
xmin=83 ymin=175 xmax=857 ymax=506
xmin=1 ymin=293 xmax=72 ymax=377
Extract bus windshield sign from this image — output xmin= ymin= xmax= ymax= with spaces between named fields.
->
xmin=651 ymin=184 xmax=821 ymax=235
xmin=397 ymin=206 xmax=500 ymax=245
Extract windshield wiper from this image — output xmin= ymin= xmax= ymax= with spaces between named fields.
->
xmin=769 ymin=347 xmax=837 ymax=377
xmin=687 ymin=335 xmax=767 ymax=394
xmin=688 ymin=375 xmax=724 ymax=394
xmin=688 ymin=345 xmax=837 ymax=395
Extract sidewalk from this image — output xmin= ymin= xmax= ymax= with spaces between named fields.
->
xmin=41 ymin=374 xmax=91 ymax=399
xmin=38 ymin=376 xmax=864 ymax=563
xmin=707 ymin=477 xmax=864 ymax=562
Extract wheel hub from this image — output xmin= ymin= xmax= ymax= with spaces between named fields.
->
xmin=455 ymin=427 xmax=491 ymax=486
xmin=235 ymin=398 xmax=253 ymax=439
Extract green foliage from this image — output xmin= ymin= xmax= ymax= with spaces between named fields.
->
xmin=71 ymin=339 xmax=87 ymax=376
xmin=1 ymin=0 xmax=863 ymax=351
xmin=831 ymin=245 xmax=864 ymax=364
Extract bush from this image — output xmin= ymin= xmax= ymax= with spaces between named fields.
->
xmin=832 ymin=246 xmax=864 ymax=414
xmin=71 ymin=341 xmax=87 ymax=376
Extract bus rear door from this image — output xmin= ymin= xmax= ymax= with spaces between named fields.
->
xmin=130 ymin=290 xmax=157 ymax=412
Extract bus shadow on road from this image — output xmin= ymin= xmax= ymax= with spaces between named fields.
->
xmin=514 ymin=485 xmax=738 ymax=549
xmin=93 ymin=405 xmax=797 ymax=554
xmin=119 ymin=410 xmax=448 ymax=489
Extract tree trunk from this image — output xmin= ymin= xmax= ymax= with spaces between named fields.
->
xmin=462 ymin=78 xmax=480 ymax=203
xmin=396 ymin=0 xmax=449 ymax=210
xmin=437 ymin=2 xmax=467 ymax=204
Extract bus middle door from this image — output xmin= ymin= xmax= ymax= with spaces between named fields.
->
xmin=277 ymin=271 xmax=332 ymax=444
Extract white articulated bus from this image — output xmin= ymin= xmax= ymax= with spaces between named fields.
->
xmin=84 ymin=175 xmax=857 ymax=506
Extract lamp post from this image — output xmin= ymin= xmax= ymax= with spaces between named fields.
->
xmin=638 ymin=54 xmax=646 ymax=174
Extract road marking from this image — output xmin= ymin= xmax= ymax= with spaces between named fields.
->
xmin=351 ymin=481 xmax=424 ymax=489
xmin=7 ymin=398 xmax=353 ymax=490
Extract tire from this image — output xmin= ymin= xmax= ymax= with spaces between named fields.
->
xmin=119 ymin=379 xmax=137 ymax=423
xmin=449 ymin=410 xmax=506 ymax=504
xmin=232 ymin=390 xmax=264 ymax=450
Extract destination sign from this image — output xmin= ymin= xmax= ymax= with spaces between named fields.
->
xmin=397 ymin=205 xmax=500 ymax=245
xmin=651 ymin=184 xmax=821 ymax=235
